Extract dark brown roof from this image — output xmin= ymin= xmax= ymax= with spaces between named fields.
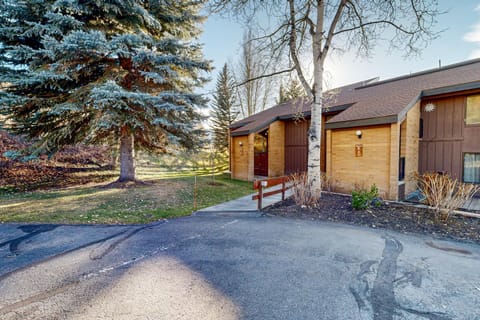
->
xmin=230 ymin=97 xmax=311 ymax=136
xmin=230 ymin=79 xmax=377 ymax=136
xmin=327 ymin=58 xmax=480 ymax=128
xmin=230 ymin=58 xmax=480 ymax=135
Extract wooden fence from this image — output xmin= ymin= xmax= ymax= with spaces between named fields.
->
xmin=252 ymin=176 xmax=292 ymax=210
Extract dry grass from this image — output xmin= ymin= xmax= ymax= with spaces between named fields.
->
xmin=289 ymin=172 xmax=321 ymax=207
xmin=415 ymin=172 xmax=480 ymax=220
xmin=321 ymin=172 xmax=338 ymax=192
xmin=0 ymin=172 xmax=252 ymax=224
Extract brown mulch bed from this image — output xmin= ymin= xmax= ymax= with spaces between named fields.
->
xmin=264 ymin=192 xmax=480 ymax=244
xmin=0 ymin=130 xmax=115 ymax=191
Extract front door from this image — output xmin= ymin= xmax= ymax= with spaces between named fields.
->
xmin=284 ymin=120 xmax=308 ymax=175
xmin=254 ymin=130 xmax=268 ymax=176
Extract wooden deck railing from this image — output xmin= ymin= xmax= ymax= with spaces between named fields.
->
xmin=252 ymin=176 xmax=292 ymax=210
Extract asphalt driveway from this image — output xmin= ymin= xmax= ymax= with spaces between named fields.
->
xmin=0 ymin=212 xmax=479 ymax=319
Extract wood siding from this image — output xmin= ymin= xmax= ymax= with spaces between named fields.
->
xmin=389 ymin=123 xmax=400 ymax=199
xmin=231 ymin=135 xmax=249 ymax=180
xmin=231 ymin=134 xmax=255 ymax=181
xmin=328 ymin=125 xmax=393 ymax=199
xmin=404 ymin=103 xmax=420 ymax=195
xmin=268 ymin=121 xmax=285 ymax=177
xmin=419 ymin=95 xmax=480 ymax=180
xmin=284 ymin=120 xmax=309 ymax=175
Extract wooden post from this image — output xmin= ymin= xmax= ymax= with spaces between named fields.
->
xmin=282 ymin=178 xmax=286 ymax=200
xmin=193 ymin=175 xmax=197 ymax=211
xmin=258 ymin=184 xmax=263 ymax=210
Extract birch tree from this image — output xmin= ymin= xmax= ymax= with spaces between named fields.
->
xmin=211 ymin=0 xmax=441 ymax=195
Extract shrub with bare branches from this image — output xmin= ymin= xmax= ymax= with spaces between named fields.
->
xmin=415 ymin=172 xmax=480 ymax=220
xmin=321 ymin=172 xmax=337 ymax=192
xmin=289 ymin=172 xmax=321 ymax=207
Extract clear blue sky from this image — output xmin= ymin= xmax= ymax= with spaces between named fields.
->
xmin=200 ymin=1 xmax=480 ymax=93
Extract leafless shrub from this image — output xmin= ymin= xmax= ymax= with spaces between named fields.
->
xmin=289 ymin=172 xmax=321 ymax=207
xmin=415 ymin=172 xmax=480 ymax=221
xmin=321 ymin=172 xmax=337 ymax=192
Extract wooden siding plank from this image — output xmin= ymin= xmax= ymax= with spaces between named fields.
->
xmin=330 ymin=125 xmax=391 ymax=198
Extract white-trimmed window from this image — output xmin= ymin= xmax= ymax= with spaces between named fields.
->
xmin=464 ymin=153 xmax=480 ymax=184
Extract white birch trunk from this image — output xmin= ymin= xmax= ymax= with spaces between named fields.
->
xmin=119 ymin=126 xmax=135 ymax=182
xmin=307 ymin=1 xmax=325 ymax=194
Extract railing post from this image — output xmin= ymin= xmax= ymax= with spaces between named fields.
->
xmin=282 ymin=178 xmax=286 ymax=201
xmin=258 ymin=183 xmax=263 ymax=210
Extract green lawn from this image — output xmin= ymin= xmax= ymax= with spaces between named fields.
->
xmin=0 ymin=167 xmax=253 ymax=224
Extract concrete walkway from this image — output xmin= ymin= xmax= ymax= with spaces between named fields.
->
xmin=196 ymin=186 xmax=293 ymax=213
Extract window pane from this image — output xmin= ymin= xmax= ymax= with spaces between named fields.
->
xmin=464 ymin=153 xmax=480 ymax=184
xmin=254 ymin=134 xmax=267 ymax=153
xmin=466 ymin=95 xmax=480 ymax=125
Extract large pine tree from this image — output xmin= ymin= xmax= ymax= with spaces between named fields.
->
xmin=0 ymin=0 xmax=210 ymax=182
xmin=211 ymin=63 xmax=237 ymax=153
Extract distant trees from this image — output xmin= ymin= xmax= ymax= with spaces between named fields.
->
xmin=211 ymin=64 xmax=237 ymax=153
xmin=278 ymin=78 xmax=306 ymax=104
xmin=235 ymin=30 xmax=276 ymax=118
xmin=0 ymin=0 xmax=210 ymax=182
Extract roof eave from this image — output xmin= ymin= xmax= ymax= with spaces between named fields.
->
xmin=325 ymin=115 xmax=398 ymax=129
xmin=421 ymin=80 xmax=480 ymax=98
xmin=230 ymin=111 xmax=311 ymax=137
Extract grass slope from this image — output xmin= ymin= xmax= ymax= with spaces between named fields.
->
xmin=0 ymin=166 xmax=252 ymax=224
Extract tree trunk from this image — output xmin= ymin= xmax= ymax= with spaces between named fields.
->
xmin=307 ymin=2 xmax=325 ymax=195
xmin=118 ymin=126 xmax=135 ymax=182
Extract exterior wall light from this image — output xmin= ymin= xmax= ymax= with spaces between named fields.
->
xmin=424 ymin=103 xmax=436 ymax=112
xmin=355 ymin=130 xmax=362 ymax=139
xmin=239 ymin=141 xmax=243 ymax=146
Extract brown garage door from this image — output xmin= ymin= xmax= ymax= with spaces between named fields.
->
xmin=285 ymin=120 xmax=309 ymax=175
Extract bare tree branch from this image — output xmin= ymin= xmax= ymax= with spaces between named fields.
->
xmin=234 ymin=67 xmax=295 ymax=87
xmin=321 ymin=0 xmax=348 ymax=63
xmin=288 ymin=0 xmax=312 ymax=97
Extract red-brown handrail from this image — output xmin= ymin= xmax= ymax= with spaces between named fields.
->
xmin=252 ymin=176 xmax=292 ymax=210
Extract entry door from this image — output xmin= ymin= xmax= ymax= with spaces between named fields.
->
xmin=254 ymin=131 xmax=268 ymax=176
xmin=285 ymin=120 xmax=309 ymax=175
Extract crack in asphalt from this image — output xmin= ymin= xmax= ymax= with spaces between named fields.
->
xmin=0 ymin=225 xmax=58 ymax=257
xmin=0 ymin=219 xmax=241 ymax=316
xmin=371 ymin=236 xmax=403 ymax=320
xmin=0 ymin=279 xmax=80 ymax=315
xmin=0 ymin=234 xmax=200 ymax=316
xmin=351 ymin=235 xmax=452 ymax=320
xmin=425 ymin=240 xmax=472 ymax=255
xmin=88 ymin=223 xmax=155 ymax=260
xmin=0 ymin=221 xmax=165 ymax=282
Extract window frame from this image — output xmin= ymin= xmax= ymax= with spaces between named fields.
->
xmin=463 ymin=152 xmax=480 ymax=184
xmin=465 ymin=94 xmax=480 ymax=127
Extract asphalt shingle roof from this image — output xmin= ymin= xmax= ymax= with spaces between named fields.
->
xmin=230 ymin=58 xmax=480 ymax=135
xmin=329 ymin=58 xmax=480 ymax=125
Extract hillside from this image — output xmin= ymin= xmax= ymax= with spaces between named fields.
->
xmin=0 ymin=131 xmax=114 ymax=191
